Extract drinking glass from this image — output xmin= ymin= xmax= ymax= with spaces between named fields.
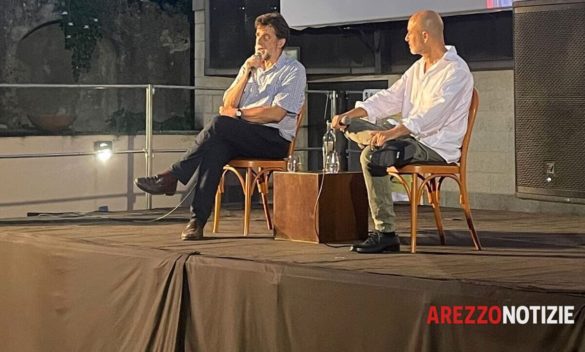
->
xmin=287 ymin=154 xmax=301 ymax=172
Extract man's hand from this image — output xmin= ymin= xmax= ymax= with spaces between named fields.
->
xmin=244 ymin=53 xmax=263 ymax=72
xmin=331 ymin=114 xmax=345 ymax=130
xmin=332 ymin=114 xmax=353 ymax=131
xmin=369 ymin=124 xmax=411 ymax=147
xmin=219 ymin=106 xmax=238 ymax=118
xmin=331 ymin=108 xmax=366 ymax=130
xmin=369 ymin=130 xmax=393 ymax=147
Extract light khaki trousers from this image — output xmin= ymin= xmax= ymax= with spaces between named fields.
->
xmin=346 ymin=119 xmax=444 ymax=232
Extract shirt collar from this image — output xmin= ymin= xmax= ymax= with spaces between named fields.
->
xmin=416 ymin=45 xmax=458 ymax=72
xmin=443 ymin=45 xmax=458 ymax=61
xmin=263 ymin=52 xmax=288 ymax=73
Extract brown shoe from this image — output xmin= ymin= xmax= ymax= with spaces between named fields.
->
xmin=135 ymin=171 xmax=178 ymax=195
xmin=181 ymin=219 xmax=204 ymax=240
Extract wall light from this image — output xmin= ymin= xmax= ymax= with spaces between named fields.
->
xmin=94 ymin=141 xmax=113 ymax=162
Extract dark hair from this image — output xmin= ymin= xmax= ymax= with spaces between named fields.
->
xmin=255 ymin=12 xmax=290 ymax=46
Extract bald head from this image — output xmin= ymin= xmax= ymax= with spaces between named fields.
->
xmin=410 ymin=10 xmax=444 ymax=43
xmin=405 ymin=10 xmax=446 ymax=57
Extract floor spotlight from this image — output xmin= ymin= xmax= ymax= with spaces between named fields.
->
xmin=94 ymin=141 xmax=113 ymax=162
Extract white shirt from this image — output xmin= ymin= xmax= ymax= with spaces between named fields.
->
xmin=355 ymin=46 xmax=473 ymax=163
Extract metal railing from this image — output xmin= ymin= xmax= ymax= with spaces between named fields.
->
xmin=300 ymin=89 xmax=338 ymax=153
xmin=0 ymin=83 xmax=197 ymax=209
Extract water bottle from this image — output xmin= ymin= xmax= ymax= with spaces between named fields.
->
xmin=322 ymin=121 xmax=338 ymax=173
xmin=326 ymin=152 xmax=340 ymax=173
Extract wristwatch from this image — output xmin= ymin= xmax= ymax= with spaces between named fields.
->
xmin=235 ymin=108 xmax=242 ymax=119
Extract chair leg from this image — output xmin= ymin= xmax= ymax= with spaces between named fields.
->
xmin=428 ymin=178 xmax=446 ymax=245
xmin=212 ymin=174 xmax=226 ymax=233
xmin=243 ymin=168 xmax=253 ymax=236
xmin=462 ymin=205 xmax=481 ymax=250
xmin=257 ymin=172 xmax=273 ymax=230
xmin=409 ymin=175 xmax=419 ymax=253
xmin=460 ymin=181 xmax=482 ymax=250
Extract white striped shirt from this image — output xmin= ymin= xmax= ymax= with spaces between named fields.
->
xmin=228 ymin=53 xmax=306 ymax=141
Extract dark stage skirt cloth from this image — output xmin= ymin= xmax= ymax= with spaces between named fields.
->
xmin=0 ymin=220 xmax=584 ymax=352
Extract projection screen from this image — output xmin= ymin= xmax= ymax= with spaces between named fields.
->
xmin=281 ymin=0 xmax=515 ymax=29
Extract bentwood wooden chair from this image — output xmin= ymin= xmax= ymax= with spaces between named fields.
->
xmin=212 ymin=106 xmax=305 ymax=236
xmin=387 ymin=88 xmax=482 ymax=253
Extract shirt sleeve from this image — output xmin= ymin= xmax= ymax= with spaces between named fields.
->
xmin=222 ymin=65 xmax=248 ymax=103
xmin=272 ymin=64 xmax=307 ymax=114
xmin=355 ymin=71 xmax=408 ymax=123
xmin=401 ymin=66 xmax=473 ymax=137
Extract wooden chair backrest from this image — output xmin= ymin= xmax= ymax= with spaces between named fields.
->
xmin=459 ymin=88 xmax=479 ymax=171
xmin=287 ymin=104 xmax=306 ymax=156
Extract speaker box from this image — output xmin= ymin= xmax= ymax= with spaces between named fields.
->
xmin=514 ymin=0 xmax=585 ymax=203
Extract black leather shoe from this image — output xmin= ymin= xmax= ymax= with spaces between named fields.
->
xmin=181 ymin=219 xmax=204 ymax=240
xmin=135 ymin=171 xmax=178 ymax=195
xmin=351 ymin=231 xmax=381 ymax=251
xmin=351 ymin=231 xmax=400 ymax=254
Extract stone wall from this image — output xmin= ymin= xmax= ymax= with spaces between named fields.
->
xmin=0 ymin=0 xmax=193 ymax=134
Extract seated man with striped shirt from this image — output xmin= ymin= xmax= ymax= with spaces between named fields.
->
xmin=135 ymin=12 xmax=306 ymax=240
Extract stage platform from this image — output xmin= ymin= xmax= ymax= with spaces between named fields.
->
xmin=0 ymin=205 xmax=584 ymax=352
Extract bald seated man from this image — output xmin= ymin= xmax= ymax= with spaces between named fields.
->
xmin=331 ymin=10 xmax=474 ymax=253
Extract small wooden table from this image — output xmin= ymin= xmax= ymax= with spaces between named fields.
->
xmin=273 ymin=171 xmax=368 ymax=243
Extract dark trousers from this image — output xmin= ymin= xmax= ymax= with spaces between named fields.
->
xmin=170 ymin=115 xmax=290 ymax=225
